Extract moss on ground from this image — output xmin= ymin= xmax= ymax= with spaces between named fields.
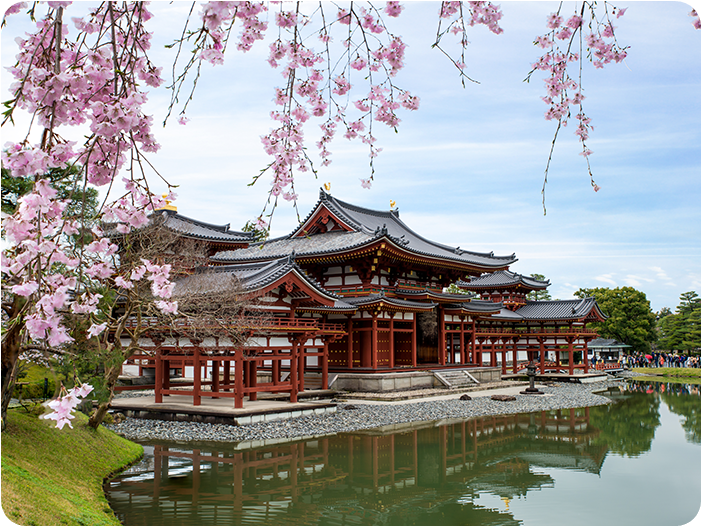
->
xmin=1 ymin=408 xmax=142 ymax=525
xmin=631 ymin=367 xmax=701 ymax=383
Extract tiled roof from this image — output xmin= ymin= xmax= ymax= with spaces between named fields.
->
xmin=213 ymin=231 xmax=372 ymax=261
xmin=214 ymin=190 xmax=517 ymax=269
xmin=395 ymin=289 xmax=477 ymax=303
xmin=156 ymin=209 xmax=254 ymax=243
xmin=444 ymin=300 xmax=504 ymax=314
xmin=588 ymin=338 xmax=631 ymax=348
xmin=173 ymin=255 xmax=338 ymax=303
xmin=343 ymin=293 xmax=437 ymax=312
xmin=457 ymin=270 xmax=550 ymax=290
xmin=489 ymin=297 xmax=606 ymax=322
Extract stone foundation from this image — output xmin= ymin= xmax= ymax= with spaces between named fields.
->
xmin=329 ymin=367 xmax=501 ymax=393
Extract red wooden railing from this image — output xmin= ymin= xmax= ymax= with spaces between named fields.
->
xmin=122 ymin=316 xmax=345 ymax=334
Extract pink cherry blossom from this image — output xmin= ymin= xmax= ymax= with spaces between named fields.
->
xmin=12 ymin=281 xmax=39 ymax=297
xmin=87 ymin=322 xmax=108 ymax=338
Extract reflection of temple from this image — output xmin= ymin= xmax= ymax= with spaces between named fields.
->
xmin=120 ymin=190 xmax=606 ymax=407
xmin=108 ymin=408 xmax=607 ymax=525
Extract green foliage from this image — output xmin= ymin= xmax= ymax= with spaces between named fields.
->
xmin=589 ymin=390 xmax=661 ymax=456
xmin=662 ymin=390 xmax=701 ymax=444
xmin=1 ymin=165 xmax=99 ymax=218
xmin=574 ymin=286 xmax=657 ymax=353
xmin=526 ymin=273 xmax=552 ymax=301
xmin=657 ymin=292 xmax=701 ymax=353
xmin=1 ymin=409 xmax=143 ymax=525
xmin=241 ymin=219 xmax=268 ymax=242
xmin=444 ymin=283 xmax=472 ymax=295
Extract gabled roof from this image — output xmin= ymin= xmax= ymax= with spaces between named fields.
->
xmin=457 ymin=270 xmax=550 ymax=291
xmin=343 ymin=293 xmax=437 ymax=312
xmin=517 ymin=298 xmax=606 ymax=321
xmin=173 ymin=255 xmax=341 ymax=306
xmin=213 ymin=189 xmax=517 ymax=271
xmin=444 ymin=299 xmax=504 ymax=315
xmin=488 ymin=297 xmax=607 ymax=323
xmin=395 ymin=288 xmax=477 ymax=303
xmin=588 ymin=338 xmax=631 ymax=348
xmin=155 ymin=209 xmax=254 ymax=244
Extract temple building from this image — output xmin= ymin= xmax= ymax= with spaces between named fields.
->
xmin=121 ymin=189 xmax=606 ymax=407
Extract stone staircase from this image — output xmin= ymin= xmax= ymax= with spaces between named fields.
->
xmin=433 ymin=369 xmax=480 ymax=390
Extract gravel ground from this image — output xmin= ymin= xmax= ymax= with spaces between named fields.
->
xmin=105 ymin=379 xmax=624 ymax=444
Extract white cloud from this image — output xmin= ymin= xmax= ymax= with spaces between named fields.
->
xmin=595 ymin=274 xmax=618 ymax=287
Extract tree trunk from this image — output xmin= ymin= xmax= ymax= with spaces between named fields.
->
xmin=1 ymin=297 xmax=25 ymax=430
xmin=87 ymin=363 xmax=122 ymax=429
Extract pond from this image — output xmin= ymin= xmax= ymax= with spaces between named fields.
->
xmin=106 ymin=380 xmax=700 ymax=525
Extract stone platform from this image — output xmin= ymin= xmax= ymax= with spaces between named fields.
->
xmin=110 ymin=393 xmax=336 ymax=426
xmin=502 ymin=371 xmax=610 ymax=384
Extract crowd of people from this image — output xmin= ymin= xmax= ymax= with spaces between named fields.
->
xmin=620 ymin=352 xmax=700 ymax=369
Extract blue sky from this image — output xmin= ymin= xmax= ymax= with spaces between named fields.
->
xmin=1 ymin=1 xmax=700 ymax=312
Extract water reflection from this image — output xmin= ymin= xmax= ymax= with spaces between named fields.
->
xmin=107 ymin=380 xmax=701 ymax=526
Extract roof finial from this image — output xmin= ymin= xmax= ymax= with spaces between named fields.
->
xmin=287 ymin=250 xmax=296 ymax=264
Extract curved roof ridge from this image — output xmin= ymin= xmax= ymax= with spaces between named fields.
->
xmin=324 ymin=191 xmax=516 ymax=261
xmin=160 ymin=209 xmax=240 ymax=235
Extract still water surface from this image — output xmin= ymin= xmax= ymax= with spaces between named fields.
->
xmin=107 ymin=380 xmax=701 ymax=525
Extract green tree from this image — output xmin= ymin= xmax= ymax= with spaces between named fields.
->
xmin=589 ymin=391 xmax=661 ymax=457
xmin=1 ymin=165 xmax=100 ymax=426
xmin=526 ymin=273 xmax=552 ymax=301
xmin=657 ymin=292 xmax=701 ymax=353
xmin=574 ymin=287 xmax=657 ymax=353
xmin=1 ymin=166 xmax=98 ymax=218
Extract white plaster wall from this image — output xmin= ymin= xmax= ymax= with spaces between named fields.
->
xmin=122 ymin=364 xmax=139 ymax=375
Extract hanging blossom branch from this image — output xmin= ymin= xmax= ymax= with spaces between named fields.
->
xmin=525 ymin=1 xmax=629 ymax=214
xmin=433 ymin=1 xmax=504 ymax=87
xmin=168 ymin=1 xmax=420 ymax=234
xmin=1 ymin=1 xmax=180 ymax=424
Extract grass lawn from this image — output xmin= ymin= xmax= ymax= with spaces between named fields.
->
xmin=1 ymin=408 xmax=142 ymax=525
xmin=631 ymin=367 xmax=701 ymax=384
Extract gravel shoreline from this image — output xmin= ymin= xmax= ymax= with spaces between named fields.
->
xmin=105 ymin=379 xmax=624 ymax=445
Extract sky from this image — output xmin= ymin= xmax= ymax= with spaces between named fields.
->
xmin=1 ymin=1 xmax=700 ymax=312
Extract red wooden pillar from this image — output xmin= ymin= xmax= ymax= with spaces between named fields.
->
xmin=234 ymin=349 xmax=244 ymax=409
xmin=512 ymin=338 xmax=518 ymax=374
xmin=193 ymin=347 xmax=202 ymax=406
xmin=389 ymin=318 xmax=395 ymax=368
xmin=568 ymin=337 xmax=575 ymax=375
xmin=322 ymin=340 xmax=329 ymax=389
xmin=249 ymin=360 xmax=258 ymax=401
xmin=272 ymin=351 xmax=280 ymax=386
xmin=471 ymin=319 xmax=476 ymax=365
xmin=290 ymin=341 xmax=298 ymax=403
xmin=539 ymin=337 xmax=546 ymax=374
xmin=583 ymin=337 xmax=590 ymax=373
xmin=298 ymin=342 xmax=305 ymax=392
xmin=347 ymin=316 xmax=354 ymax=368
xmin=211 ymin=360 xmax=220 ymax=399
xmin=438 ymin=306 xmax=446 ymax=366
xmin=163 ymin=355 xmax=170 ymax=395
xmin=155 ymin=348 xmax=163 ymax=403
xmin=460 ymin=316 xmax=466 ymax=365
xmin=223 ymin=360 xmax=231 ymax=391
xmin=371 ymin=314 xmax=378 ymax=369
xmin=501 ymin=340 xmax=507 ymax=375
xmin=411 ymin=314 xmax=417 ymax=367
